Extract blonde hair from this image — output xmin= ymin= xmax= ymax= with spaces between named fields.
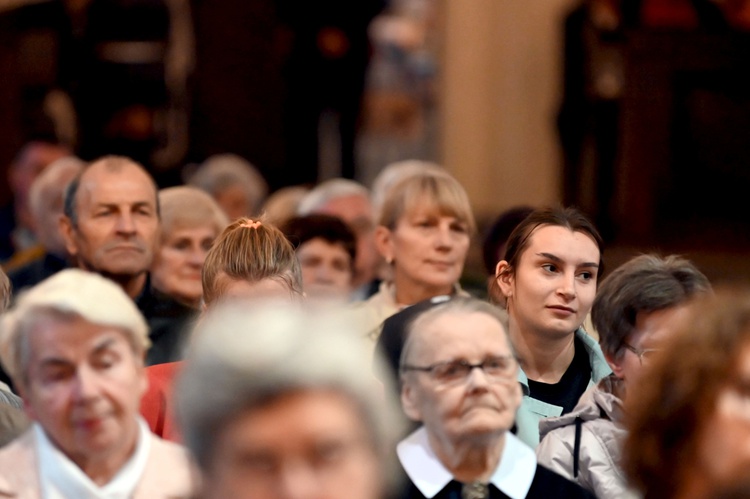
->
xmin=378 ymin=171 xmax=476 ymax=234
xmin=201 ymin=218 xmax=302 ymax=305
xmin=159 ymin=186 xmax=229 ymax=242
xmin=0 ymin=269 xmax=149 ymax=384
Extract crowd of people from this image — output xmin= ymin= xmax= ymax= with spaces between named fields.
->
xmin=0 ymin=149 xmax=748 ymax=499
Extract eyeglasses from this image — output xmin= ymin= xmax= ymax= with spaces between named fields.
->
xmin=400 ymin=356 xmax=517 ymax=385
xmin=622 ymin=342 xmax=661 ymax=365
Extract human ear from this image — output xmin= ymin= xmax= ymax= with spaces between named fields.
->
xmin=495 ymin=260 xmax=514 ymax=298
xmin=374 ymin=226 xmax=395 ymax=264
xmin=59 ymin=215 xmax=79 ymax=257
xmin=400 ymin=379 xmax=423 ymax=422
xmin=604 ymin=351 xmax=625 ymax=379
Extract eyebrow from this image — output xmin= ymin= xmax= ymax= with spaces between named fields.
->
xmin=536 ymin=252 xmax=599 ymax=269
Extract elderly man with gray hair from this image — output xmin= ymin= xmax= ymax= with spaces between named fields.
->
xmin=0 ymin=269 xmax=195 ymax=497
xmin=175 ymin=301 xmax=405 ymax=499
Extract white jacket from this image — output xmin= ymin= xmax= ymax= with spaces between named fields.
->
xmin=536 ymin=375 xmax=640 ymax=499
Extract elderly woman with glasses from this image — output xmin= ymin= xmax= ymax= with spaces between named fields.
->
xmin=396 ymin=296 xmax=593 ymax=498
xmin=536 ymin=254 xmax=711 ymax=498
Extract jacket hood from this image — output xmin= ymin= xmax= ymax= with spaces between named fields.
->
xmin=538 ymin=374 xmax=624 ymax=440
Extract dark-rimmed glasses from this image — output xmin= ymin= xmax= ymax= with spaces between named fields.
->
xmin=400 ymin=355 xmax=517 ymax=385
xmin=622 ymin=342 xmax=661 ymax=365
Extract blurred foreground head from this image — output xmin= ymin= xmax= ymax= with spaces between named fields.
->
xmin=176 ymin=302 xmax=405 ymax=499
xmin=624 ymin=288 xmax=750 ymax=499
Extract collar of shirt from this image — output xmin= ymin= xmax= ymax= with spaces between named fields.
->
xmin=35 ymin=417 xmax=152 ymax=499
xmin=396 ymin=426 xmax=537 ymax=499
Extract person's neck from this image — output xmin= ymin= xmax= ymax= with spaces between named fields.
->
xmin=428 ymin=431 xmax=505 ymax=484
xmin=67 ymin=424 xmax=140 ymax=486
xmin=510 ymin=315 xmax=576 ymax=383
xmin=97 ymin=270 xmax=147 ymax=300
xmin=393 ymin=278 xmax=453 ymax=307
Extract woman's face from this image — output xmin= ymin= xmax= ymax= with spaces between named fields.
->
xmin=497 ymin=225 xmax=600 ymax=340
xmin=696 ymin=341 xmax=750 ymax=487
xmin=377 ymin=205 xmax=470 ymax=301
xmin=151 ymin=225 xmax=217 ymax=307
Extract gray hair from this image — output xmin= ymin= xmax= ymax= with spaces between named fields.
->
xmin=188 ymin=154 xmax=268 ymax=216
xmin=296 ymin=178 xmax=370 ymax=216
xmin=28 ymin=156 xmax=85 ymax=253
xmin=0 ymin=269 xmax=150 ymax=385
xmin=592 ymin=253 xmax=711 ymax=358
xmin=400 ymin=297 xmax=512 ymax=372
xmin=175 ymin=301 xmax=405 ymax=489
xmin=158 ymin=186 xmax=229 ymax=241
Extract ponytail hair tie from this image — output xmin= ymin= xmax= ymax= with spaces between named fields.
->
xmin=240 ymin=219 xmax=262 ymax=229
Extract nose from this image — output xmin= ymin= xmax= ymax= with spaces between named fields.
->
xmin=434 ymin=222 xmax=454 ymax=250
xmin=115 ymin=212 xmax=136 ymax=235
xmin=187 ymin=246 xmax=206 ymax=267
xmin=466 ymin=365 xmax=491 ymax=390
xmin=276 ymin=460 xmax=319 ymax=499
xmin=556 ymin=270 xmax=576 ymax=301
xmin=72 ymin=366 xmax=101 ymax=403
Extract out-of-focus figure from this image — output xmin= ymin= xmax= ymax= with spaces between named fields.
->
xmin=175 ymin=301 xmax=404 ymax=499
xmin=187 ymin=154 xmax=269 ymax=222
xmin=624 ymin=289 xmax=750 ymax=499
xmin=8 ymin=156 xmax=85 ymax=293
xmin=152 ymin=186 xmax=228 ymax=310
xmin=298 ymin=179 xmax=380 ymax=297
xmin=283 ymin=214 xmax=356 ymax=304
xmin=0 ymin=269 xmax=196 ymax=496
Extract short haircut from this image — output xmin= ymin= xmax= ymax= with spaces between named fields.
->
xmin=399 ymin=296 xmax=512 ymax=375
xmin=188 ymin=154 xmax=268 ymax=215
xmin=282 ymin=214 xmax=357 ymax=264
xmin=201 ymin=218 xmax=302 ymax=305
xmin=158 ymin=186 xmax=229 ymax=243
xmin=296 ymin=178 xmax=370 ymax=216
xmin=592 ymin=254 xmax=711 ymax=358
xmin=0 ymin=269 xmax=150 ymax=385
xmin=63 ymin=155 xmax=159 ymax=228
xmin=623 ymin=289 xmax=750 ymax=498
xmin=175 ymin=301 xmax=405 ymax=490
xmin=378 ymin=171 xmax=476 ymax=235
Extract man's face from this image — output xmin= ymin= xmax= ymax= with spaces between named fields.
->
xmin=315 ymin=195 xmax=378 ymax=288
xmin=204 ymin=389 xmax=382 ymax=499
xmin=61 ymin=163 xmax=159 ymax=280
xmin=401 ymin=311 xmax=522 ymax=444
xmin=21 ymin=314 xmax=147 ymax=466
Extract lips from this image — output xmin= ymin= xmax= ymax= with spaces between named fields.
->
xmin=426 ymin=260 xmax=455 ymax=270
xmin=547 ymin=305 xmax=576 ymax=314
